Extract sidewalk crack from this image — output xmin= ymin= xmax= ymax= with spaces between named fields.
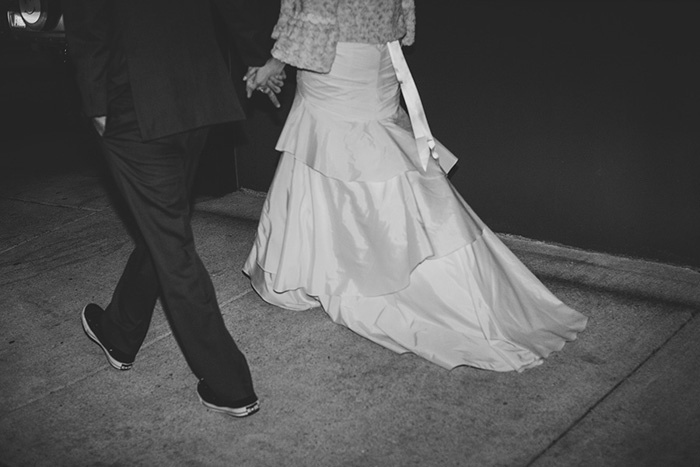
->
xmin=0 ymin=210 xmax=102 ymax=256
xmin=524 ymin=313 xmax=696 ymax=466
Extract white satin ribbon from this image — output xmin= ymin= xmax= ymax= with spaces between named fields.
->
xmin=387 ymin=40 xmax=439 ymax=171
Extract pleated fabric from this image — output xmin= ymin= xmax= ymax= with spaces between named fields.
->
xmin=243 ymin=42 xmax=587 ymax=371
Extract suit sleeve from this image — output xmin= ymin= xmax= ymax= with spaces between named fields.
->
xmin=210 ymin=0 xmax=278 ymax=68
xmin=62 ymin=0 xmax=112 ymax=117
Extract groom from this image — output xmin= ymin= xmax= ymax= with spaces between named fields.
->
xmin=63 ymin=0 xmax=282 ymax=417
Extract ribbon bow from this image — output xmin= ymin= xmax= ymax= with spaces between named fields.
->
xmin=387 ymin=40 xmax=439 ymax=171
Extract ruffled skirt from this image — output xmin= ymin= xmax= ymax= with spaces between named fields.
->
xmin=243 ymin=43 xmax=587 ymax=371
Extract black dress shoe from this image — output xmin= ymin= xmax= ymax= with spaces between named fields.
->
xmin=196 ymin=380 xmax=260 ymax=418
xmin=81 ymin=303 xmax=135 ymax=370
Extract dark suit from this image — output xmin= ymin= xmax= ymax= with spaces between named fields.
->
xmin=63 ymin=0 xmax=275 ymax=404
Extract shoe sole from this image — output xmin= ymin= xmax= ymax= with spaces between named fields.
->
xmin=198 ymin=395 xmax=260 ymax=418
xmin=81 ymin=306 xmax=132 ymax=371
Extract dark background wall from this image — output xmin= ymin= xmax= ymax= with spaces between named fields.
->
xmin=404 ymin=0 xmax=700 ymax=268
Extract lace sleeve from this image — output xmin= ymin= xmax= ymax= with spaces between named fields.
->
xmin=271 ymin=0 xmax=341 ymax=73
xmin=401 ymin=0 xmax=415 ymax=46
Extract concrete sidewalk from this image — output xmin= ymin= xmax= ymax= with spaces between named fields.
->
xmin=1 ymin=157 xmax=699 ymax=466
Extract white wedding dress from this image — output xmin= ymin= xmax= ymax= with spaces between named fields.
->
xmin=243 ymin=43 xmax=587 ymax=371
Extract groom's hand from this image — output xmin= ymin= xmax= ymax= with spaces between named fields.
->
xmin=244 ymin=67 xmax=259 ymax=98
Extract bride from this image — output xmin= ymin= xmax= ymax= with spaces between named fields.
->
xmin=242 ymin=0 xmax=587 ymax=371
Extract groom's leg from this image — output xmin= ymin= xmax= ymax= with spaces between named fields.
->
xmin=102 ymin=240 xmax=160 ymax=356
xmin=99 ymin=93 xmax=255 ymax=402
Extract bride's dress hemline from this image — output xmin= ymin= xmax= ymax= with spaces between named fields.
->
xmin=242 ymin=42 xmax=587 ymax=372
xmin=243 ymin=152 xmax=587 ymax=372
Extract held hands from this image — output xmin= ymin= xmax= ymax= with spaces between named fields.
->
xmin=92 ymin=116 xmax=106 ymax=136
xmin=244 ymin=58 xmax=286 ymax=108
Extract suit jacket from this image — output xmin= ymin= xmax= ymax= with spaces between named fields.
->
xmin=63 ymin=0 xmax=276 ymax=140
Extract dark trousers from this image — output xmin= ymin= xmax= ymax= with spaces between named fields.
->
xmin=98 ymin=89 xmax=255 ymax=403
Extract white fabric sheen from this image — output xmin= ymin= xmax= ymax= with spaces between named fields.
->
xmin=247 ymin=151 xmax=483 ymax=298
xmin=243 ymin=42 xmax=587 ymax=371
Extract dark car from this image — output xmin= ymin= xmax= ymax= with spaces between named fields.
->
xmin=5 ymin=0 xmax=65 ymax=44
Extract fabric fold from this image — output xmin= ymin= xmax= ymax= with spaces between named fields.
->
xmin=244 ymin=152 xmax=483 ymax=298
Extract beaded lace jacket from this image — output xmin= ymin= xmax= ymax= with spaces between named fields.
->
xmin=271 ymin=0 xmax=416 ymax=73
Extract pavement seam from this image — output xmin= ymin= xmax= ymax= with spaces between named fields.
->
xmin=0 ymin=209 xmax=102 ymax=256
xmin=5 ymin=196 xmax=105 ymax=213
xmin=524 ymin=312 xmax=697 ymax=466
xmin=220 ymin=289 xmax=254 ymax=308
xmin=536 ymin=274 xmax=700 ymax=310
xmin=2 ymin=365 xmax=111 ymax=418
